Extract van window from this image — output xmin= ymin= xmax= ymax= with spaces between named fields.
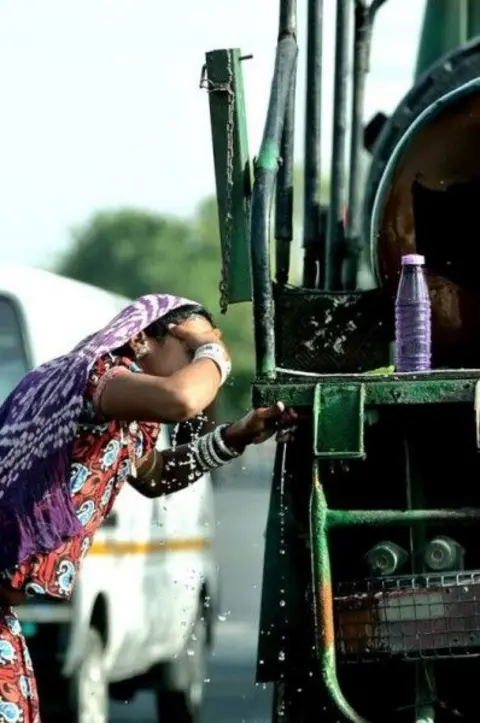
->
xmin=0 ymin=297 xmax=29 ymax=404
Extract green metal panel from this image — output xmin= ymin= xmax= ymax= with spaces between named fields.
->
xmin=313 ymin=383 xmax=365 ymax=459
xmin=415 ymin=0 xmax=480 ymax=80
xmin=204 ymin=48 xmax=252 ymax=307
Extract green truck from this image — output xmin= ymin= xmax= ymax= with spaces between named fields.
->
xmin=203 ymin=1 xmax=480 ymax=721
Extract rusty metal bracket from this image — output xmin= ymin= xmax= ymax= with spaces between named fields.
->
xmin=313 ymin=382 xmax=366 ymax=459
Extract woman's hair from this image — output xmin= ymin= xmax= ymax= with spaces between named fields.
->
xmin=114 ymin=304 xmax=215 ymax=358
xmin=144 ymin=304 xmax=215 ymax=340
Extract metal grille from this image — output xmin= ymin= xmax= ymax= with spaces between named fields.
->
xmin=335 ymin=571 xmax=480 ymax=662
xmin=274 ymin=286 xmax=393 ymax=374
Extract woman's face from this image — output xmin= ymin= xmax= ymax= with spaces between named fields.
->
xmin=129 ymin=315 xmax=216 ymax=377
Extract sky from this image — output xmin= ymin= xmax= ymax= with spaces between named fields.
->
xmin=0 ymin=0 xmax=426 ymax=268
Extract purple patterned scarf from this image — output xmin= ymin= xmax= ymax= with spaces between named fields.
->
xmin=0 ymin=293 xmax=194 ymax=570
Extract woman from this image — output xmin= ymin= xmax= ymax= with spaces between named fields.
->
xmin=0 ymin=292 xmax=295 ymax=722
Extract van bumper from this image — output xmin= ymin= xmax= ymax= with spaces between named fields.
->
xmin=16 ymin=601 xmax=73 ymax=624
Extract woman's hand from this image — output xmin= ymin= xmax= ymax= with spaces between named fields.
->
xmin=223 ymin=402 xmax=298 ymax=452
xmin=101 ymin=317 xmax=230 ymax=424
xmin=168 ymin=318 xmax=231 ymax=362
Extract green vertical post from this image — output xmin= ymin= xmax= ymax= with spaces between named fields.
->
xmin=204 ymin=49 xmax=253 ymax=308
xmin=415 ymin=0 xmax=480 ymax=81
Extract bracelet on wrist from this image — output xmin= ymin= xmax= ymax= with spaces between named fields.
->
xmin=215 ymin=424 xmax=244 ymax=456
xmin=190 ymin=425 xmax=241 ymax=475
xmin=193 ymin=343 xmax=231 ymax=386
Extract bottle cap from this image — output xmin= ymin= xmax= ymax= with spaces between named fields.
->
xmin=401 ymin=253 xmax=425 ymax=266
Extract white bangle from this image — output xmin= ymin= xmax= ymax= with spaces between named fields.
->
xmin=203 ymin=433 xmax=225 ymax=466
xmin=191 ymin=428 xmax=241 ymax=474
xmin=193 ymin=343 xmax=231 ymax=386
xmin=213 ymin=425 xmax=241 ymax=459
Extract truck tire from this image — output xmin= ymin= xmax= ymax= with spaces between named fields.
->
xmin=69 ymin=626 xmax=109 ymax=723
xmin=155 ymin=607 xmax=209 ymax=723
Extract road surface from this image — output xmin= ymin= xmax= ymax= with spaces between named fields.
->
xmin=110 ymin=447 xmax=274 ymax=723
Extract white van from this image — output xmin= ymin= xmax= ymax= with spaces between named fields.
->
xmin=0 ymin=265 xmax=219 ymax=723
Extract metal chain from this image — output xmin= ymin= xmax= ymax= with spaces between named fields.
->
xmin=200 ymin=54 xmax=235 ymax=314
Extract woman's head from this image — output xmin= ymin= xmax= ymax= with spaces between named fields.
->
xmin=116 ymin=304 xmax=217 ymax=376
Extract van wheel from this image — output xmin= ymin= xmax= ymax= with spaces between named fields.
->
xmin=69 ymin=627 xmax=109 ymax=723
xmin=155 ymin=608 xmax=209 ymax=723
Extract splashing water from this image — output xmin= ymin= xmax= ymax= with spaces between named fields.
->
xmin=217 ymin=609 xmax=232 ymax=623
xmin=277 ymin=445 xmax=288 ymax=675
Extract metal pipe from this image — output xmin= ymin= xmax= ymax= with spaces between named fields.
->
xmin=343 ymin=2 xmax=370 ymax=289
xmin=279 ymin=0 xmax=297 ymax=38
xmin=275 ymin=0 xmax=298 ymax=289
xmin=302 ymin=0 xmax=324 ymax=289
xmin=326 ymin=507 xmax=480 ymax=527
xmin=343 ymin=0 xmax=386 ymax=289
xmin=324 ymin=0 xmax=351 ymax=290
xmin=310 ymin=464 xmax=368 ymax=723
xmin=459 ymin=0 xmax=469 ymax=45
xmin=251 ymin=1 xmax=298 ymax=377
xmin=275 ymin=60 xmax=297 ymax=286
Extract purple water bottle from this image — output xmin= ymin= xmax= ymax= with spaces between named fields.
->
xmin=394 ymin=254 xmax=431 ymax=372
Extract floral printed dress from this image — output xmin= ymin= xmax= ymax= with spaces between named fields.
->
xmin=0 ymin=354 xmax=159 ymax=723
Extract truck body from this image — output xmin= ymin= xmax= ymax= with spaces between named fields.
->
xmin=204 ymin=1 xmax=480 ymax=720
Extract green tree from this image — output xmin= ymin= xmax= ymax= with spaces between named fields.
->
xmin=56 ymin=203 xmax=255 ymax=419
